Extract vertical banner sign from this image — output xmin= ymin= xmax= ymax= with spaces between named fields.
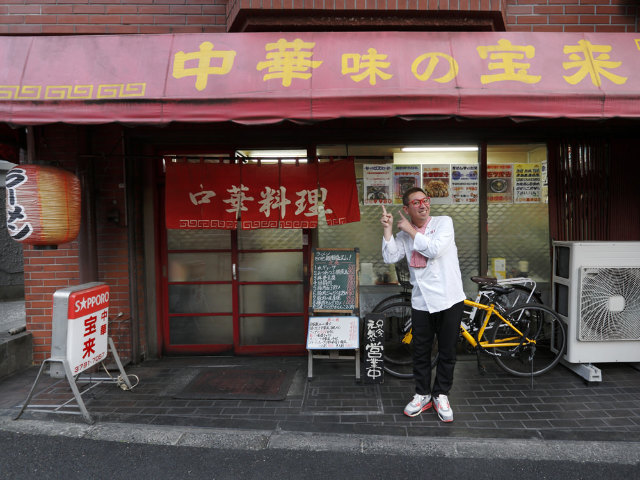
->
xmin=487 ymin=164 xmax=513 ymax=203
xmin=514 ymin=163 xmax=542 ymax=203
xmin=393 ymin=165 xmax=421 ymax=204
xmin=363 ymin=164 xmax=393 ymax=205
xmin=66 ymin=284 xmax=110 ymax=375
xmin=422 ymin=165 xmax=451 ymax=204
xmin=451 ymin=164 xmax=479 ymax=204
xmin=363 ymin=313 xmax=385 ymax=384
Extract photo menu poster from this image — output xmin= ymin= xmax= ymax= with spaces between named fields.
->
xmin=451 ymin=164 xmax=479 ymax=204
xmin=487 ymin=164 xmax=513 ymax=203
xmin=514 ymin=163 xmax=542 ymax=203
xmin=393 ymin=165 xmax=421 ymax=204
xmin=422 ymin=164 xmax=452 ymax=204
xmin=363 ymin=164 xmax=393 ymax=205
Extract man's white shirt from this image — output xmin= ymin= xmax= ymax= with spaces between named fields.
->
xmin=382 ymin=215 xmax=466 ymax=313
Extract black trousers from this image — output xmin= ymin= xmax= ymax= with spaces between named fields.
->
xmin=412 ymin=301 xmax=464 ymax=397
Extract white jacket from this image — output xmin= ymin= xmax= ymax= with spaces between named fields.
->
xmin=382 ymin=215 xmax=466 ymax=313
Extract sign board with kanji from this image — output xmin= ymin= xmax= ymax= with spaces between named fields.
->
xmin=1 ymin=32 xmax=639 ymax=125
xmin=50 ymin=282 xmax=110 ymax=378
xmin=363 ymin=313 xmax=385 ymax=384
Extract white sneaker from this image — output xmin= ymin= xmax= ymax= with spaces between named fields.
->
xmin=403 ymin=394 xmax=432 ymax=417
xmin=433 ymin=394 xmax=453 ymax=422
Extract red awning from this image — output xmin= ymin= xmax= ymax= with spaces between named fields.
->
xmin=1 ymin=32 xmax=639 ymax=125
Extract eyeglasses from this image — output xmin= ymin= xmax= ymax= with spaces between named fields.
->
xmin=408 ymin=198 xmax=431 ymax=207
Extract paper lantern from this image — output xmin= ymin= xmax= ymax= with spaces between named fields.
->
xmin=5 ymin=165 xmax=81 ymax=245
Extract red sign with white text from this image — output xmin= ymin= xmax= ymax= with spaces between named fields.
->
xmin=165 ymin=159 xmax=360 ymax=229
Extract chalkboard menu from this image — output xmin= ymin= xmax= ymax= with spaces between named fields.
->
xmin=309 ymin=248 xmax=359 ymax=314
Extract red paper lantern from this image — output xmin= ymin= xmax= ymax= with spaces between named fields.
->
xmin=5 ymin=165 xmax=81 ymax=245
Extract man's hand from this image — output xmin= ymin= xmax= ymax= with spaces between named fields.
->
xmin=381 ymin=205 xmax=393 ymax=240
xmin=397 ymin=210 xmax=416 ymax=237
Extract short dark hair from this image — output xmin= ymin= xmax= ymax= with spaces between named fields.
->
xmin=402 ymin=187 xmax=428 ymax=206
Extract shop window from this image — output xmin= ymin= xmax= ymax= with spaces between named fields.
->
xmin=316 ymin=145 xmax=480 ymax=298
xmin=316 ymin=143 xmax=550 ymax=304
xmin=487 ymin=144 xmax=550 ymax=301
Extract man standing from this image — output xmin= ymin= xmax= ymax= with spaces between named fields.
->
xmin=381 ymin=187 xmax=465 ymax=422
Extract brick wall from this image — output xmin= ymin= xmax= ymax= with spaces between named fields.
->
xmin=0 ymin=1 xmax=636 ymax=34
xmin=24 ymin=124 xmax=133 ymax=364
xmin=506 ymin=0 xmax=638 ymax=32
xmin=0 ymin=0 xmax=227 ymax=35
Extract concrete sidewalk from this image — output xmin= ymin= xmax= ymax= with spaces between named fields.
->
xmin=1 ymin=353 xmax=639 ymax=452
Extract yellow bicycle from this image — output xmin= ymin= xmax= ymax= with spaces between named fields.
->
xmin=374 ymin=273 xmax=567 ymax=378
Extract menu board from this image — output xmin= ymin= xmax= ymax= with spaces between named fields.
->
xmin=306 ymin=316 xmax=359 ymax=350
xmin=310 ymin=248 xmax=359 ymax=314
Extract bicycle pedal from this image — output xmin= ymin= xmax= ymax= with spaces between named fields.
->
xmin=477 ymin=364 xmax=487 ymax=375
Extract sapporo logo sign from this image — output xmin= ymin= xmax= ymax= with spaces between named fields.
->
xmin=66 ymin=284 xmax=110 ymax=375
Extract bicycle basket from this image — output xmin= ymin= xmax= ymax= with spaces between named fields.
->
xmin=395 ymin=258 xmax=412 ymax=290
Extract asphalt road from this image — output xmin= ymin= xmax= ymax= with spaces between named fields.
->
xmin=1 ymin=429 xmax=638 ymax=480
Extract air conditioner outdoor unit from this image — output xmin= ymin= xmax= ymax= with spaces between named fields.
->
xmin=552 ymin=241 xmax=640 ymax=381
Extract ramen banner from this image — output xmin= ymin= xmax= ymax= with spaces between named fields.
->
xmin=165 ymin=158 xmax=360 ymax=229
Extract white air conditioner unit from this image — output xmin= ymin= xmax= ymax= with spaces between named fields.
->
xmin=552 ymin=241 xmax=640 ymax=381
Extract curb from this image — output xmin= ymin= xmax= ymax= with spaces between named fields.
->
xmin=1 ymin=413 xmax=639 ymax=464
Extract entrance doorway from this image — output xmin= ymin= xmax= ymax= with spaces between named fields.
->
xmin=163 ymin=228 xmax=309 ymax=354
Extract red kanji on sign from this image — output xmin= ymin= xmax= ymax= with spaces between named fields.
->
xmin=82 ymin=337 xmax=96 ymax=359
xmin=84 ymin=315 xmax=97 ymax=336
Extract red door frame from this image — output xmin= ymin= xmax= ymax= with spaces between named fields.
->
xmin=155 ymin=153 xmax=311 ymax=356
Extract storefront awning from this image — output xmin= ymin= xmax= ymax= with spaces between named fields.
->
xmin=1 ymin=32 xmax=639 ymax=125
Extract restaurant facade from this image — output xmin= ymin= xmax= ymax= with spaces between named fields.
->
xmin=1 ymin=1 xmax=639 ymax=365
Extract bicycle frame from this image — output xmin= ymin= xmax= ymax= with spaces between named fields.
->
xmin=460 ymin=298 xmax=532 ymax=350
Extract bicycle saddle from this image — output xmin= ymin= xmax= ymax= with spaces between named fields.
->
xmin=470 ymin=276 xmax=513 ymax=295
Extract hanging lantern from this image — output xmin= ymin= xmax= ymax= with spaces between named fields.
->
xmin=5 ymin=165 xmax=81 ymax=245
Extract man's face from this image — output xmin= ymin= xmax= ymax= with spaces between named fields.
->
xmin=403 ymin=191 xmax=431 ymax=225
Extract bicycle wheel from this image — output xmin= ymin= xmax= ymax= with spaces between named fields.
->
xmin=494 ymin=285 xmax=542 ymax=311
xmin=375 ymin=301 xmax=414 ymax=378
xmin=490 ymin=303 xmax=566 ymax=377
xmin=372 ymin=293 xmax=410 ymax=314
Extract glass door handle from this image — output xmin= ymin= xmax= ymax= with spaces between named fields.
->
xmin=232 ymin=263 xmax=237 ymax=281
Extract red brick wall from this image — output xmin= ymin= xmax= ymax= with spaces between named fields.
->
xmin=0 ymin=1 xmax=636 ymax=34
xmin=0 ymin=0 xmax=227 ymax=35
xmin=23 ymin=242 xmax=80 ymax=363
xmin=507 ymin=0 xmax=638 ymax=32
xmin=24 ymin=124 xmax=133 ymax=364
